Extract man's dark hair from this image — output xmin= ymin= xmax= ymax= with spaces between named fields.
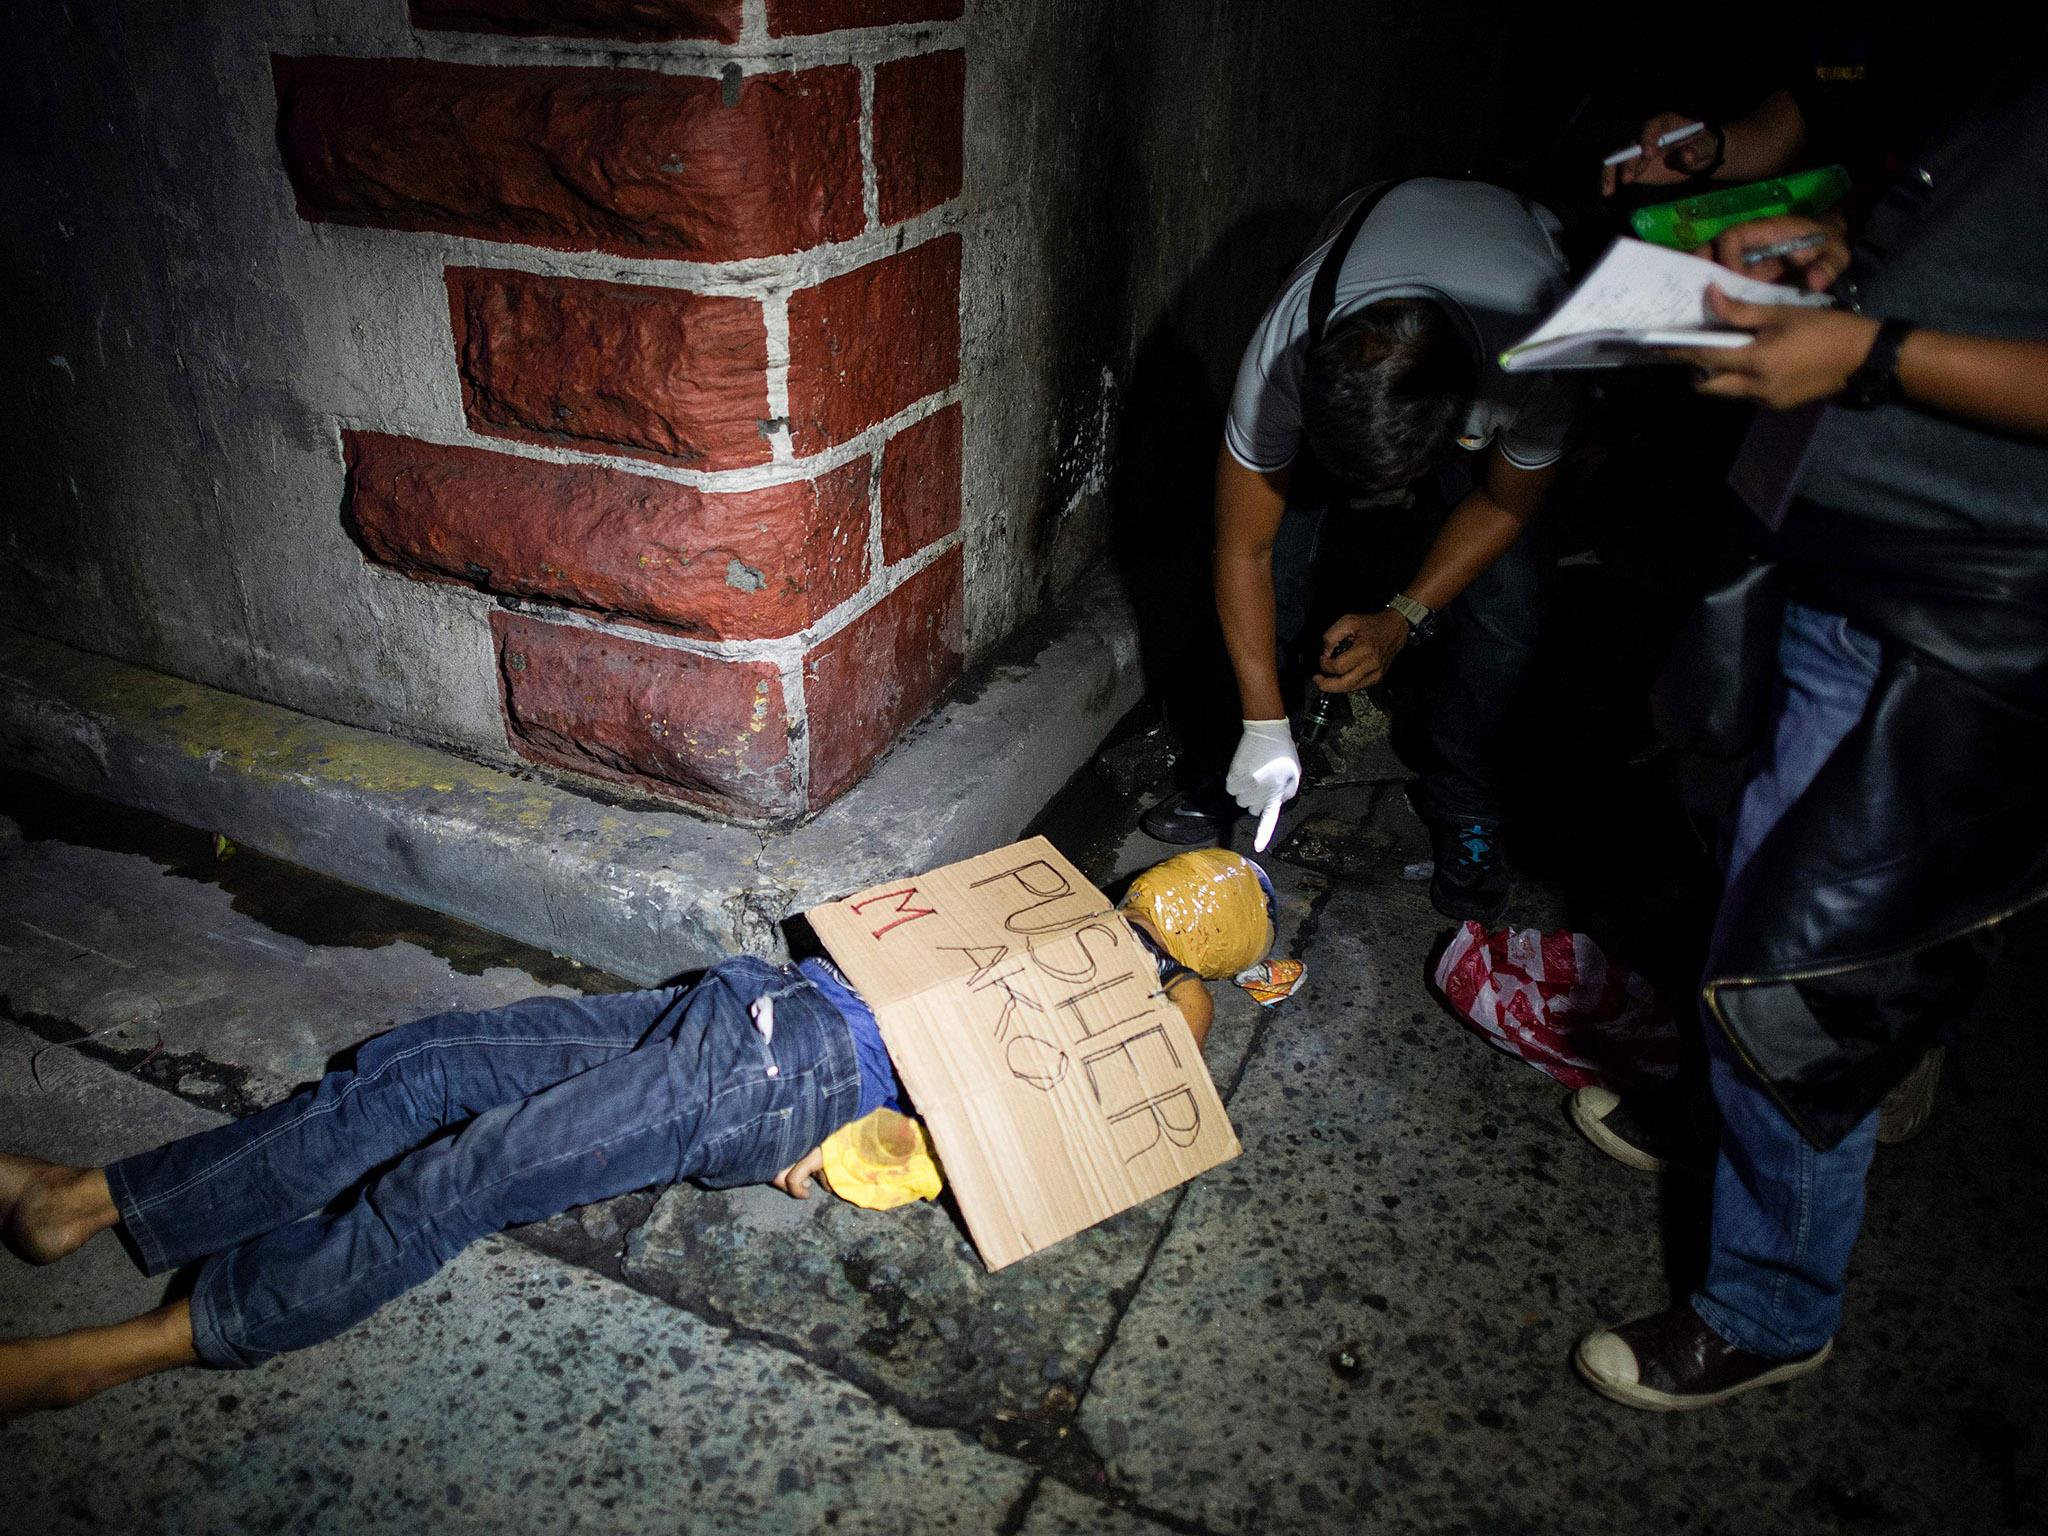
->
xmin=1300 ymin=298 xmax=1475 ymax=492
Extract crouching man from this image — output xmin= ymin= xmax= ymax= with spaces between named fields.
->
xmin=1201 ymin=178 xmax=1578 ymax=920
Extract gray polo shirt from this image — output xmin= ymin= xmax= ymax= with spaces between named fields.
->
xmin=1225 ymin=179 xmax=1578 ymax=476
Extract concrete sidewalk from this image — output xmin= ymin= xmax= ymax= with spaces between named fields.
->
xmin=3 ymin=773 xmax=2043 ymax=1533
xmin=0 ymin=563 xmax=1144 ymax=985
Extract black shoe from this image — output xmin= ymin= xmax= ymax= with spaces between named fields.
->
xmin=1139 ymin=780 xmax=1239 ymax=845
xmin=1577 ymin=1304 xmax=1831 ymax=1411
xmin=1428 ymin=819 xmax=1508 ymax=923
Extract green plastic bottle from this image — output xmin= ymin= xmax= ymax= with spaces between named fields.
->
xmin=1630 ymin=165 xmax=1853 ymax=250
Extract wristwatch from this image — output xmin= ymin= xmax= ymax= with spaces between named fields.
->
xmin=1840 ymin=318 xmax=1915 ymax=410
xmin=1386 ymin=592 xmax=1439 ymax=647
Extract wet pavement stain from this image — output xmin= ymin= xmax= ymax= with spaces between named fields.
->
xmin=4 ymin=994 xmax=266 ymax=1118
xmin=1270 ymin=792 xmax=1430 ymax=886
xmin=4 ymin=770 xmax=625 ymax=993
xmin=521 ymin=1176 xmax=1145 ymax=1487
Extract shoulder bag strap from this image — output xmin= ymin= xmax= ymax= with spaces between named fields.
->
xmin=1307 ymin=179 xmax=1402 ymax=345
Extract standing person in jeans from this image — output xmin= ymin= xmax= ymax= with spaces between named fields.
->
xmin=1145 ymin=178 xmax=1578 ymax=923
xmin=1574 ymin=70 xmax=2048 ymax=1410
xmin=0 ymin=854 xmax=1258 ymax=1417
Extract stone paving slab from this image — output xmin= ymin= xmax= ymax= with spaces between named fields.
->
xmin=609 ymin=1168 xmax=1164 ymax=1444
xmin=1015 ymin=1477 xmax=1184 ymax=1535
xmin=1080 ymin=876 xmax=2048 ymax=1535
xmin=0 ymin=804 xmax=599 ymax=1114
xmin=5 ymin=1229 xmax=1035 ymax=1535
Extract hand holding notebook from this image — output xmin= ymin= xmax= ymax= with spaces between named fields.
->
xmin=1502 ymin=239 xmax=1835 ymax=372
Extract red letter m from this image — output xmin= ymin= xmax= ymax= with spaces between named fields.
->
xmin=849 ymin=886 xmax=936 ymax=940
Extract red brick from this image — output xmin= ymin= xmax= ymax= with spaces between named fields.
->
xmin=878 ymin=405 xmax=961 ymax=563
xmin=787 ymin=235 xmax=960 ymax=454
xmin=803 ymin=547 xmax=963 ymax=807
xmin=346 ymin=433 xmax=870 ymax=639
xmin=409 ymin=0 xmax=742 ymax=42
xmin=873 ymin=50 xmax=964 ymax=225
xmin=448 ymin=268 xmax=772 ymax=469
xmin=766 ymin=0 xmax=961 ymax=34
xmin=273 ymin=55 xmax=861 ymax=262
xmin=494 ymin=611 xmax=800 ymax=818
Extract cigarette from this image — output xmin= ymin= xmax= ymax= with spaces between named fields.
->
xmin=1603 ymin=121 xmax=1706 ymax=167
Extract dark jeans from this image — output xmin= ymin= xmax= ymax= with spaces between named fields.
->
xmin=107 ymin=958 xmax=861 ymax=1368
xmin=1692 ymin=604 xmax=1938 ymax=1356
xmin=1278 ymin=452 xmax=1542 ymax=826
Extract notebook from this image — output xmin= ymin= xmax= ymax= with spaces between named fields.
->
xmin=1501 ymin=238 xmax=1835 ymax=372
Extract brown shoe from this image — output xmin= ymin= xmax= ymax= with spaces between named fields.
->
xmin=1574 ymin=1304 xmax=1831 ymax=1411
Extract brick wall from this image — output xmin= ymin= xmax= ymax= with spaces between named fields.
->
xmin=277 ymin=2 xmax=965 ymax=822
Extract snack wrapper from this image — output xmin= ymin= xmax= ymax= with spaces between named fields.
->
xmin=1232 ymin=958 xmax=1307 ymax=1007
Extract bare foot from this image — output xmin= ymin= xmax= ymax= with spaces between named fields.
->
xmin=0 ymin=1154 xmax=116 ymax=1265
xmin=0 ymin=1302 xmax=197 ymax=1419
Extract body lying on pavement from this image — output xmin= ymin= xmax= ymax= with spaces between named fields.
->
xmin=0 ymin=851 xmax=1280 ymax=1418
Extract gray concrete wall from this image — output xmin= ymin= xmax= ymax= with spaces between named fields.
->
xmin=964 ymin=2 xmax=1507 ymax=651
xmin=2 ymin=1 xmax=513 ymax=758
xmin=1 ymin=0 xmax=1502 ymax=767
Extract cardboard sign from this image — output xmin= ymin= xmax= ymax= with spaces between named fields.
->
xmin=807 ymin=837 xmax=1240 ymax=1270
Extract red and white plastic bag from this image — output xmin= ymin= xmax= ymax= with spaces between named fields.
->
xmin=1431 ymin=923 xmax=1681 ymax=1091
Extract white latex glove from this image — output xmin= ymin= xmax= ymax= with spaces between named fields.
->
xmin=1225 ymin=718 xmax=1301 ymax=824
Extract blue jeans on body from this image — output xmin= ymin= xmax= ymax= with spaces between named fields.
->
xmin=1277 ymin=452 xmax=1542 ymax=825
xmin=1691 ymin=602 xmax=1883 ymax=1358
xmin=106 ymin=958 xmax=861 ymax=1368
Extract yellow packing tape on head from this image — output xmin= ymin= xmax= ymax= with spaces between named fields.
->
xmin=819 ymin=1108 xmax=944 ymax=1211
xmin=1120 ymin=849 xmax=1276 ymax=980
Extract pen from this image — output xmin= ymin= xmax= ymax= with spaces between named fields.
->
xmin=1603 ymin=121 xmax=1706 ymax=167
xmin=1739 ymin=231 xmax=1829 ymax=266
